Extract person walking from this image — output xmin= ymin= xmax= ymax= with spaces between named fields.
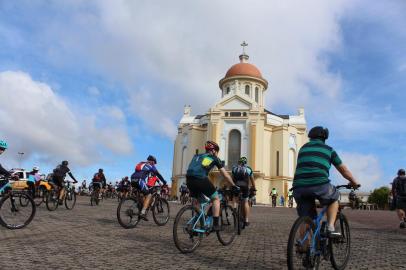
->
xmin=392 ymin=169 xmax=406 ymax=228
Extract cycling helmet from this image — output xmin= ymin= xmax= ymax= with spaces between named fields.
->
xmin=99 ymin=168 xmax=103 ymax=173
xmin=33 ymin=166 xmax=39 ymax=171
xmin=147 ymin=155 xmax=157 ymax=164
xmin=239 ymin=157 xmax=247 ymax=165
xmin=205 ymin=141 xmax=220 ymax=152
xmin=62 ymin=160 xmax=69 ymax=166
xmin=398 ymin=169 xmax=405 ymax=176
xmin=308 ymin=126 xmax=329 ymax=141
xmin=0 ymin=140 xmax=8 ymax=150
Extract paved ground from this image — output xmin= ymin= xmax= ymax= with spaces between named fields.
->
xmin=1 ymin=196 xmax=405 ymax=270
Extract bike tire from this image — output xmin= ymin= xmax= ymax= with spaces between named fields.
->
xmin=330 ymin=213 xmax=351 ymax=270
xmin=152 ymin=197 xmax=170 ymax=226
xmin=64 ymin=189 xmax=77 ymax=210
xmin=34 ymin=188 xmax=44 ymax=207
xmin=216 ymin=204 xmax=237 ymax=246
xmin=19 ymin=192 xmax=30 ymax=207
xmin=237 ymin=203 xmax=242 ymax=235
xmin=173 ymin=205 xmax=202 ymax=253
xmin=0 ymin=192 xmax=36 ymax=229
xmin=117 ymin=197 xmax=141 ymax=229
xmin=287 ymin=216 xmax=317 ymax=270
xmin=45 ymin=189 xmax=59 ymax=211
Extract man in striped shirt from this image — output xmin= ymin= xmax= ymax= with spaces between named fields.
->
xmin=293 ymin=126 xmax=359 ymax=237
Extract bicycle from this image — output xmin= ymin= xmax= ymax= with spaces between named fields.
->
xmin=271 ymin=195 xmax=277 ymax=207
xmin=232 ymin=188 xmax=247 ymax=235
xmin=46 ymin=180 xmax=77 ymax=211
xmin=117 ymin=185 xmax=170 ymax=229
xmin=181 ymin=192 xmax=190 ymax=205
xmin=0 ymin=177 xmax=36 ymax=229
xmin=90 ymin=183 xmax=102 ymax=206
xmin=173 ymin=189 xmax=237 ymax=253
xmin=32 ymin=180 xmax=52 ymax=207
xmin=287 ymin=184 xmax=359 ymax=270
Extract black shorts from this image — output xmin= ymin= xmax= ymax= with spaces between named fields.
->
xmin=186 ymin=176 xmax=217 ymax=200
xmin=93 ymin=182 xmax=102 ymax=190
xmin=51 ymin=176 xmax=64 ymax=188
xmin=396 ymin=197 xmax=406 ymax=211
xmin=235 ymin=185 xmax=249 ymax=200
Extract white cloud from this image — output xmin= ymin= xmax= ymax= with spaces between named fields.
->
xmin=24 ymin=0 xmax=356 ymax=139
xmin=331 ymin=152 xmax=383 ymax=192
xmin=0 ymin=71 xmax=133 ymax=166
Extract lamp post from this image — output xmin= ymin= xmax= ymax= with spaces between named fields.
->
xmin=18 ymin=152 xmax=24 ymax=168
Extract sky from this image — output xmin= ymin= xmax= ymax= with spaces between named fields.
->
xmin=0 ymin=0 xmax=405 ymax=191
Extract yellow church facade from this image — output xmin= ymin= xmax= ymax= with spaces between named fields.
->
xmin=171 ymin=49 xmax=308 ymax=204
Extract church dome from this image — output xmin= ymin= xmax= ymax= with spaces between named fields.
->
xmin=225 ymin=62 xmax=263 ymax=79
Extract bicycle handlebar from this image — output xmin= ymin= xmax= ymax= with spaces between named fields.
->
xmin=336 ymin=184 xmax=361 ymax=190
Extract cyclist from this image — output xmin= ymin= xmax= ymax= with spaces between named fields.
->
xmin=131 ymin=155 xmax=167 ymax=220
xmin=51 ymin=160 xmax=78 ymax=204
xmin=270 ymin=188 xmax=278 ymax=207
xmin=392 ymin=169 xmax=406 ymax=228
xmin=27 ymin=166 xmax=41 ymax=198
xmin=292 ymin=126 xmax=359 ymax=237
xmin=179 ymin=182 xmax=189 ymax=202
xmin=288 ymin=189 xmax=294 ymax=207
xmin=186 ymin=141 xmax=237 ymax=231
xmin=92 ymin=168 xmax=105 ymax=199
xmin=118 ymin=176 xmax=131 ymax=199
xmin=231 ymin=156 xmax=256 ymax=226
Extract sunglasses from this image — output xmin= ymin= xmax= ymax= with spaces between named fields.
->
xmin=0 ymin=148 xmax=5 ymax=151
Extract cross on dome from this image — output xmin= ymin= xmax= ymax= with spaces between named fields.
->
xmin=241 ymin=41 xmax=248 ymax=54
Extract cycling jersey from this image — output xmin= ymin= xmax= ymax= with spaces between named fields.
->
xmin=293 ymin=139 xmax=342 ymax=187
xmin=131 ymin=162 xmax=166 ymax=185
xmin=186 ymin=153 xmax=223 ymax=179
xmin=53 ymin=164 xmax=77 ymax=182
xmin=393 ymin=176 xmax=406 ymax=198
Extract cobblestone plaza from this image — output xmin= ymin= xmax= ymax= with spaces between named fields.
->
xmin=1 ymin=197 xmax=405 ymax=270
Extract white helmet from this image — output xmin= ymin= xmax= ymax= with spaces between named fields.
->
xmin=33 ymin=166 xmax=40 ymax=171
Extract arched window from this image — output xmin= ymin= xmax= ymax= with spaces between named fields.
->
xmin=228 ymin=129 xmax=241 ymax=168
xmin=245 ymin=85 xmax=250 ymax=95
xmin=180 ymin=146 xmax=187 ymax=174
xmin=255 ymin=87 xmax=259 ymax=102
xmin=226 ymin=87 xmax=230 ymax=95
xmin=288 ymin=149 xmax=295 ymax=177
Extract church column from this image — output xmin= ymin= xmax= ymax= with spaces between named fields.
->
xmin=210 ymin=123 xmax=218 ymax=143
xmin=250 ymin=123 xmax=257 ymax=170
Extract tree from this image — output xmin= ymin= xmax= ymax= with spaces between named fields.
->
xmin=368 ymin=186 xmax=390 ymax=209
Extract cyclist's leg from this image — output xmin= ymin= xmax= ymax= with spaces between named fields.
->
xmin=316 ymin=183 xmax=340 ymax=233
xmin=240 ymin=186 xmax=250 ymax=223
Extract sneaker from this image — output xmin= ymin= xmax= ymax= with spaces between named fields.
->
xmin=139 ymin=213 xmax=148 ymax=221
xmin=400 ymin=221 xmax=405 ymax=229
xmin=327 ymin=230 xmax=342 ymax=238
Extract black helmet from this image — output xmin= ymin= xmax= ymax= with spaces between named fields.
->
xmin=308 ymin=126 xmax=329 ymax=141
xmin=62 ymin=160 xmax=69 ymax=166
xmin=147 ymin=155 xmax=157 ymax=164
xmin=99 ymin=168 xmax=103 ymax=173
xmin=398 ymin=169 xmax=405 ymax=176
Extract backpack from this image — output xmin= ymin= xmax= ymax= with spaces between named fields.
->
xmin=135 ymin=162 xmax=147 ymax=172
xmin=232 ymin=165 xmax=250 ymax=183
xmin=186 ymin=154 xmax=213 ymax=178
xmin=396 ymin=176 xmax=406 ymax=197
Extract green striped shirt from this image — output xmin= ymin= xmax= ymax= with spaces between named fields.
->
xmin=293 ymin=139 xmax=342 ymax=187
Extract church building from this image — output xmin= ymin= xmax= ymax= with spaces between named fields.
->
xmin=171 ymin=44 xmax=308 ymax=204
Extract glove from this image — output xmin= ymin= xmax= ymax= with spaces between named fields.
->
xmin=231 ymin=185 xmax=240 ymax=194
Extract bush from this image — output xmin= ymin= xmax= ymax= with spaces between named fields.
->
xmin=368 ymin=186 xmax=390 ymax=209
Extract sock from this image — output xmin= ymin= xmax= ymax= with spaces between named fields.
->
xmin=328 ymin=225 xmax=335 ymax=231
xmin=213 ymin=216 xmax=219 ymax=226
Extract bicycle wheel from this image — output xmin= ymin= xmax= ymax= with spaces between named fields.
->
xmin=45 ymin=189 xmax=59 ymax=211
xmin=173 ymin=205 xmax=202 ymax=253
xmin=152 ymin=197 xmax=170 ymax=226
xmin=0 ymin=192 xmax=36 ymax=229
xmin=287 ymin=216 xmax=317 ymax=270
xmin=64 ymin=189 xmax=77 ymax=210
xmin=117 ymin=197 xmax=141 ymax=229
xmin=216 ymin=204 xmax=237 ymax=246
xmin=237 ymin=203 xmax=242 ymax=235
xmin=330 ymin=213 xmax=351 ymax=270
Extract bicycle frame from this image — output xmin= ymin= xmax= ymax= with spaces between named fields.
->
xmin=187 ymin=199 xmax=211 ymax=234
